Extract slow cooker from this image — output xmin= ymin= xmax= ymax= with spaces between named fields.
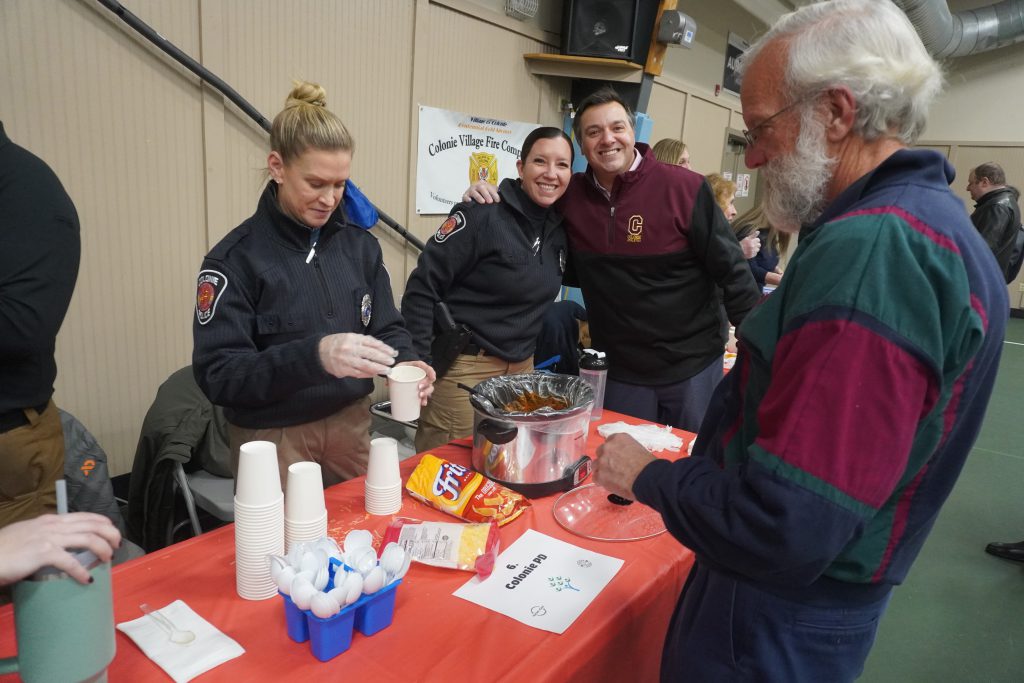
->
xmin=468 ymin=373 xmax=594 ymax=498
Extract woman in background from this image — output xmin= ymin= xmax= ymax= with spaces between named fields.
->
xmin=706 ymin=173 xmax=759 ymax=258
xmin=402 ymin=127 xmax=574 ymax=452
xmin=732 ymin=205 xmax=789 ymax=288
xmin=652 ymin=138 xmax=691 ymax=169
xmin=192 ymin=81 xmax=434 ymax=488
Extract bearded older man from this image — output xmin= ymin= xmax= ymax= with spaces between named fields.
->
xmin=594 ymin=1 xmax=1008 ymax=680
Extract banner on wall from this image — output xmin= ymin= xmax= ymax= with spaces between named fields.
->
xmin=416 ymin=105 xmax=540 ymax=215
xmin=722 ymin=32 xmax=749 ymax=97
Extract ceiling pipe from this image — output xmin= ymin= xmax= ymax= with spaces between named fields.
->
xmin=895 ymin=0 xmax=1024 ymax=57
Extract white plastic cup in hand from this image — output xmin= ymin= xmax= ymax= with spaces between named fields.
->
xmin=366 ymin=437 xmax=401 ymax=488
xmin=235 ymin=441 xmax=282 ymax=505
xmin=388 ymin=365 xmax=426 ymax=422
xmin=284 ymin=461 xmax=326 ymax=521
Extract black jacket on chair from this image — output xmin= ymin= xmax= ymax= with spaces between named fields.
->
xmin=125 ymin=366 xmax=229 ymax=552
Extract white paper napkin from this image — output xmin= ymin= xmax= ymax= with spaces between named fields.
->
xmin=117 ymin=600 xmax=244 ymax=683
xmin=597 ymin=421 xmax=684 ymax=452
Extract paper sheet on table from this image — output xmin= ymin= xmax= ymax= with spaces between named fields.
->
xmin=453 ymin=529 xmax=623 ymax=634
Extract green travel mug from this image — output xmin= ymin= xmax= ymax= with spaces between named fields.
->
xmin=0 ymin=560 xmax=115 ymax=683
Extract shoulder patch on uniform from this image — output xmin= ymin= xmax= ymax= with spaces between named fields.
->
xmin=196 ymin=269 xmax=228 ymax=325
xmin=434 ymin=210 xmax=468 ymax=243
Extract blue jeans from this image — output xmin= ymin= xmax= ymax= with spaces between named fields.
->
xmin=604 ymin=356 xmax=724 ymax=433
xmin=661 ymin=561 xmax=891 ymax=682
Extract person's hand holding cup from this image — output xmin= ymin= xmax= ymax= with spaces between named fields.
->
xmin=386 ymin=361 xmax=435 ymax=421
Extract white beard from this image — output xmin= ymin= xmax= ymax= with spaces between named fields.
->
xmin=761 ymin=108 xmax=835 ymax=233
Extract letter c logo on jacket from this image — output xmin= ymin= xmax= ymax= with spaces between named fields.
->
xmin=627 ymin=215 xmax=644 ymax=243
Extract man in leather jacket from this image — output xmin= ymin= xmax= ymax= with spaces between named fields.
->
xmin=967 ymin=162 xmax=1021 ymax=282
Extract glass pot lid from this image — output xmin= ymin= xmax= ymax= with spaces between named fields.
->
xmin=552 ymin=484 xmax=667 ymax=542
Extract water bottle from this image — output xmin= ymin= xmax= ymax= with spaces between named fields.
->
xmin=579 ymin=350 xmax=608 ymax=421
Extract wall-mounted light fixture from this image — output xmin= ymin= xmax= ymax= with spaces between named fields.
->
xmin=505 ymin=0 xmax=539 ymax=21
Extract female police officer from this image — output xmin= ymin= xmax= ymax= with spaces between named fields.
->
xmin=193 ymin=81 xmax=433 ymax=487
xmin=402 ymin=126 xmax=573 ymax=452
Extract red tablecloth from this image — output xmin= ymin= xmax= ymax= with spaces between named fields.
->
xmin=1 ymin=411 xmax=694 ymax=683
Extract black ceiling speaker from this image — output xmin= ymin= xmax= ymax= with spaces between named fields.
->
xmin=562 ymin=0 xmax=659 ymax=63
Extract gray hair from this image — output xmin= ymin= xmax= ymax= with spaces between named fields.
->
xmin=972 ymin=162 xmax=1006 ymax=186
xmin=736 ymin=0 xmax=943 ymax=144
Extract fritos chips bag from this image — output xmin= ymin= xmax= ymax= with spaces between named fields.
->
xmin=405 ymin=454 xmax=530 ymax=527
xmin=382 ymin=518 xmax=499 ymax=578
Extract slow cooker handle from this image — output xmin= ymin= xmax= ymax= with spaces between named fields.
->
xmin=477 ymin=418 xmax=518 ymax=445
xmin=490 ymin=455 xmax=593 ymax=499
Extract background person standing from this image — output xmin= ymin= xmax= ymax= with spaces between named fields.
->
xmin=0 ymin=121 xmax=80 ymax=529
xmin=967 ymin=161 xmax=1021 ymax=283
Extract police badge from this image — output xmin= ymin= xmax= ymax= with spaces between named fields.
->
xmin=360 ymin=293 xmax=372 ymax=327
xmin=195 ymin=269 xmax=228 ymax=325
xmin=434 ymin=211 xmax=467 ymax=243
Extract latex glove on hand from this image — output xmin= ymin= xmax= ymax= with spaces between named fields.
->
xmin=740 ymin=234 xmax=762 ymax=259
xmin=393 ymin=360 xmax=437 ymax=405
xmin=593 ymin=433 xmax=657 ymax=502
xmin=319 ymin=333 xmax=398 ymax=379
xmin=462 ymin=181 xmax=501 ymax=204
xmin=0 ymin=513 xmax=121 ymax=586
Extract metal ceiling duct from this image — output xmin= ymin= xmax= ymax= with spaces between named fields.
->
xmin=895 ymin=0 xmax=1024 ymax=57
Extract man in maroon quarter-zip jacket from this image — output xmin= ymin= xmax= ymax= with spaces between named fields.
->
xmin=465 ymin=88 xmax=759 ymax=432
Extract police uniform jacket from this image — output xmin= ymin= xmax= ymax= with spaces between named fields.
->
xmin=402 ymin=178 xmax=567 ymax=363
xmin=192 ymin=184 xmax=415 ymax=429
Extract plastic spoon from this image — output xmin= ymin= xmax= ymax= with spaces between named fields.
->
xmin=139 ymin=603 xmax=196 ymax=645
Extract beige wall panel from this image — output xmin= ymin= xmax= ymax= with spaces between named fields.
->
xmin=208 ymin=0 xmax=418 ymax=238
xmin=730 ymin=110 xmax=747 ymax=134
xmin=646 ymin=84 xmax=686 ymax=149
xmin=681 ymin=96 xmax=731 ymax=175
xmin=209 ymin=0 xmax=425 ymax=299
xmin=3 ymin=1 xmax=206 ymax=474
xmin=927 ymin=44 xmax=1024 ymax=143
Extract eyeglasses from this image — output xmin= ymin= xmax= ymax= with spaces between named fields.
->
xmin=742 ymin=96 xmax=816 ymax=146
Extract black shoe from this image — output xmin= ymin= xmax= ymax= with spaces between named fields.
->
xmin=985 ymin=540 xmax=1024 ymax=562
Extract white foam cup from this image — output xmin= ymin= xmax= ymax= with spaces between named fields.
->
xmin=387 ymin=365 xmax=426 ymax=422
xmin=284 ymin=461 xmax=326 ymax=521
xmin=366 ymin=437 xmax=401 ymax=488
xmin=235 ymin=441 xmax=282 ymax=506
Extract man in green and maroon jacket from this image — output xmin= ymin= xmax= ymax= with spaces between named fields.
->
xmin=594 ymin=1 xmax=1009 ymax=681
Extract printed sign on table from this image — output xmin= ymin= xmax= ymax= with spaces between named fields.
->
xmin=416 ymin=105 xmax=540 ymax=215
xmin=453 ymin=529 xmax=624 ymax=634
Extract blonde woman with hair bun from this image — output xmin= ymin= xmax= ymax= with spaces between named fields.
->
xmin=193 ymin=80 xmax=434 ymax=489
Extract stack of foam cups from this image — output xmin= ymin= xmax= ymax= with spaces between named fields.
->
xmin=365 ymin=437 xmax=402 ymax=515
xmin=234 ymin=440 xmax=284 ymax=600
xmin=284 ymin=461 xmax=328 ymax=552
